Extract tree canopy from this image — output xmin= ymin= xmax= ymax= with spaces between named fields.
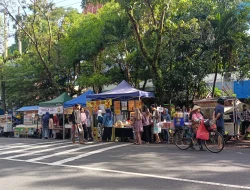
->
xmin=0 ymin=0 xmax=250 ymax=109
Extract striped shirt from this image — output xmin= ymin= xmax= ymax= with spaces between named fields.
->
xmin=242 ymin=110 xmax=250 ymax=121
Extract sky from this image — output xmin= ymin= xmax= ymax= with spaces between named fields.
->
xmin=53 ymin=0 xmax=83 ymax=12
xmin=4 ymin=0 xmax=83 ymax=47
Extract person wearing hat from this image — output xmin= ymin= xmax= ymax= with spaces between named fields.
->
xmin=191 ymin=105 xmax=205 ymax=151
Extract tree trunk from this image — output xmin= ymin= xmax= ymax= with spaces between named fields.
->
xmin=212 ymin=62 xmax=219 ymax=98
xmin=151 ymin=62 xmax=164 ymax=105
xmin=142 ymin=79 xmax=147 ymax=91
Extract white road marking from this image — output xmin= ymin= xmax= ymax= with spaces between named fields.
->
xmin=3 ymin=143 xmax=78 ymax=159
xmin=0 ymin=157 xmax=249 ymax=190
xmin=51 ymin=143 xmax=131 ymax=165
xmin=0 ymin=141 xmax=71 ymax=155
xmin=27 ymin=143 xmax=113 ymax=162
xmin=0 ymin=141 xmax=69 ymax=151
xmin=236 ymin=152 xmax=244 ymax=155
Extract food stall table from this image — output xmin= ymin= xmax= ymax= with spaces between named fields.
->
xmin=115 ymin=127 xmax=134 ymax=142
xmin=14 ymin=125 xmax=40 ymax=138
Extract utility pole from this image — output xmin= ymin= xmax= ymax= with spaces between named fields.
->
xmin=1 ymin=10 xmax=8 ymax=112
xmin=17 ymin=7 xmax=22 ymax=55
xmin=3 ymin=10 xmax=8 ymax=58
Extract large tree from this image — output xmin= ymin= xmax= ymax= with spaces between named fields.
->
xmin=83 ymin=0 xmax=193 ymax=103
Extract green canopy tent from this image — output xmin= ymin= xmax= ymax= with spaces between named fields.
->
xmin=39 ymin=92 xmax=72 ymax=139
xmin=39 ymin=92 xmax=72 ymax=107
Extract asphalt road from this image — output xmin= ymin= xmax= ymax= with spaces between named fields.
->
xmin=0 ymin=137 xmax=249 ymax=190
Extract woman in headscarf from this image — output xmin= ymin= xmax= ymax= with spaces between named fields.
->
xmin=102 ymin=108 xmax=114 ymax=142
xmin=133 ymin=108 xmax=143 ymax=145
xmin=85 ymin=109 xmax=93 ymax=141
xmin=96 ymin=110 xmax=103 ymax=140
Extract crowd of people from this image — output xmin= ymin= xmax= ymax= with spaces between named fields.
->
xmin=40 ymin=98 xmax=250 ymax=145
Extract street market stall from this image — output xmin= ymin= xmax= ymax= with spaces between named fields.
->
xmin=86 ymin=80 xmax=155 ymax=141
xmin=14 ymin=106 xmax=39 ymax=138
xmin=39 ymin=92 xmax=72 ymax=139
xmin=0 ymin=113 xmax=13 ymax=137
xmin=194 ymin=97 xmax=242 ymax=141
xmin=64 ymin=90 xmax=94 ymax=108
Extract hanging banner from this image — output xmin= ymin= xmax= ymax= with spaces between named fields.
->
xmin=23 ymin=111 xmax=37 ymax=125
xmin=105 ymin=99 xmax=112 ymax=108
xmin=135 ymin=100 xmax=142 ymax=109
xmin=128 ymin=100 xmax=135 ymax=111
xmin=114 ymin=101 xmax=121 ymax=115
xmin=121 ymin=101 xmax=128 ymax=111
xmin=96 ymin=100 xmax=101 ymax=106
xmin=86 ymin=101 xmax=93 ymax=108
xmin=38 ymin=106 xmax=63 ymax=115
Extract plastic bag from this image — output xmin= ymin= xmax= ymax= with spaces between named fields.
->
xmin=196 ymin=122 xmax=209 ymax=140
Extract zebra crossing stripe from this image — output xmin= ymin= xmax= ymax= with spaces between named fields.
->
xmin=0 ymin=141 xmax=71 ymax=155
xmin=27 ymin=143 xmax=113 ymax=162
xmin=51 ymin=143 xmax=131 ymax=165
xmin=3 ymin=143 xmax=78 ymax=159
xmin=0 ymin=140 xmax=69 ymax=151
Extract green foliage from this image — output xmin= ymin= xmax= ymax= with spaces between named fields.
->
xmin=2 ymin=0 xmax=250 ymax=109
xmin=214 ymin=87 xmax=222 ymax=97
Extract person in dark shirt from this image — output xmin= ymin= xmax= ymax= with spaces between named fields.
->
xmin=72 ymin=104 xmax=84 ymax=144
xmin=213 ymin=98 xmax=225 ymax=149
xmin=213 ymin=98 xmax=225 ymax=135
xmin=241 ymin=104 xmax=250 ymax=135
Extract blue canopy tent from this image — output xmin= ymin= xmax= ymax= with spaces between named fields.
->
xmin=86 ymin=80 xmax=154 ymax=100
xmin=64 ymin=90 xmax=94 ymax=108
xmin=16 ymin=106 xmax=39 ymax=112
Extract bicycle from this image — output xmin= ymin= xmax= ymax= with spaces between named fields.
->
xmin=174 ymin=122 xmax=224 ymax=153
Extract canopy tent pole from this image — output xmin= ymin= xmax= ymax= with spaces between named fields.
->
xmin=63 ymin=107 xmax=65 ymax=140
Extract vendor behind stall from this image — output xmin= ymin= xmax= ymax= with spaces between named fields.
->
xmin=241 ymin=104 xmax=250 ymax=135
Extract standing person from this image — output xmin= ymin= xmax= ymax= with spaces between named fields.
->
xmin=42 ymin=112 xmax=50 ymax=139
xmin=85 ymin=109 xmax=93 ymax=141
xmin=162 ymin=108 xmax=171 ymax=143
xmin=97 ymin=110 xmax=103 ymax=141
xmin=72 ymin=104 xmax=84 ymax=144
xmin=48 ymin=114 xmax=54 ymax=139
xmin=151 ymin=104 xmax=161 ymax=143
xmin=241 ymin=104 xmax=250 ymax=135
xmin=133 ymin=108 xmax=143 ymax=145
xmin=142 ymin=108 xmax=152 ymax=144
xmin=191 ymin=105 xmax=205 ymax=151
xmin=213 ymin=98 xmax=225 ymax=136
xmin=213 ymin=98 xmax=225 ymax=149
xmin=102 ymin=108 xmax=113 ymax=142
xmin=80 ymin=107 xmax=86 ymax=142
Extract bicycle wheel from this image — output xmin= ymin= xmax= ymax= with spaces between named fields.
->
xmin=174 ymin=129 xmax=192 ymax=150
xmin=204 ymin=131 xmax=224 ymax=153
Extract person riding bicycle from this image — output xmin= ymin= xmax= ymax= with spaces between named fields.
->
xmin=191 ymin=105 xmax=206 ymax=151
